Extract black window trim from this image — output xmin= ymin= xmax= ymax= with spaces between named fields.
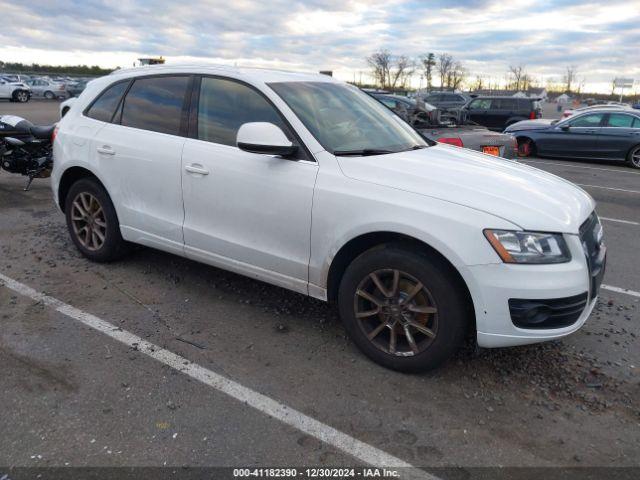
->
xmin=189 ymin=74 xmax=314 ymax=162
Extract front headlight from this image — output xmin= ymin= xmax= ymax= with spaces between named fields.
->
xmin=484 ymin=229 xmax=571 ymax=264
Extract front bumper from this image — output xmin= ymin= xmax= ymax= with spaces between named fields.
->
xmin=469 ymin=233 xmax=600 ymax=348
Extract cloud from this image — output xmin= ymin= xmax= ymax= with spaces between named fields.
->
xmin=0 ymin=0 xmax=638 ymax=92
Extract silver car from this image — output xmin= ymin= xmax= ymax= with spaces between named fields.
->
xmin=27 ymin=79 xmax=68 ymax=99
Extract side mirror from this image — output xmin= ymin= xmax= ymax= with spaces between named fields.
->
xmin=560 ymin=124 xmax=570 ymax=131
xmin=237 ymin=122 xmax=297 ymax=157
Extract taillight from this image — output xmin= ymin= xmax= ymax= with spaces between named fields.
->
xmin=437 ymin=137 xmax=463 ymax=147
xmin=529 ymin=111 xmax=536 ymax=120
xmin=52 ymin=126 xmax=58 ymax=143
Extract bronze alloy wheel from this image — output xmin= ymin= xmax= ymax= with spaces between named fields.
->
xmin=354 ymin=269 xmax=438 ymax=357
xmin=70 ymin=192 xmax=107 ymax=251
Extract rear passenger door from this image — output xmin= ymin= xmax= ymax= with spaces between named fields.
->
xmin=92 ymin=75 xmax=191 ymax=253
xmin=595 ymin=113 xmax=640 ymax=160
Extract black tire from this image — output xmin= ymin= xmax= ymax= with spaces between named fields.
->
xmin=44 ymin=91 xmax=55 ymax=100
xmin=64 ymin=178 xmax=129 ymax=262
xmin=338 ymin=244 xmax=469 ymax=372
xmin=13 ymin=90 xmax=29 ymax=103
xmin=517 ymin=137 xmax=536 ymax=157
xmin=627 ymin=145 xmax=640 ymax=169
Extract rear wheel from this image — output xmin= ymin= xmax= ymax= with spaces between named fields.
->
xmin=627 ymin=145 xmax=640 ymax=169
xmin=338 ymin=245 xmax=469 ymax=372
xmin=65 ymin=178 xmax=129 ymax=262
xmin=517 ymin=137 xmax=535 ymax=157
xmin=44 ymin=91 xmax=55 ymax=100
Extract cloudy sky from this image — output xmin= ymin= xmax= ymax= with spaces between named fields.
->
xmin=1 ymin=0 xmax=639 ymax=93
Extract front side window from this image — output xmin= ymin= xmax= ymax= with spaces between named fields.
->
xmin=268 ymin=81 xmax=427 ymax=155
xmin=197 ymin=77 xmax=288 ymax=147
xmin=469 ymin=99 xmax=491 ymax=110
xmin=606 ymin=113 xmax=634 ymax=128
xmin=86 ymin=81 xmax=128 ymax=123
xmin=569 ymin=113 xmax=604 ymax=128
xmin=120 ymin=76 xmax=189 ymax=135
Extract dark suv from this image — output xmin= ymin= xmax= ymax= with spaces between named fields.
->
xmin=464 ymin=97 xmax=542 ymax=131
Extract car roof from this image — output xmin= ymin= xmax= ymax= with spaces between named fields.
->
xmin=108 ymin=64 xmax=338 ymax=85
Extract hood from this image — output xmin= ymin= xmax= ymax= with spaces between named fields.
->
xmin=337 ymin=144 xmax=594 ymax=234
xmin=504 ymin=118 xmax=555 ymax=132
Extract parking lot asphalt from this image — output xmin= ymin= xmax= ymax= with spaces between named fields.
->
xmin=1 ymin=101 xmax=639 ymax=474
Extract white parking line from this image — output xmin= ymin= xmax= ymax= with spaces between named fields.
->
xmin=0 ymin=272 xmax=434 ymax=480
xmin=520 ymin=159 xmax=640 ymax=175
xmin=599 ymin=217 xmax=640 ymax=226
xmin=601 ymin=285 xmax=640 ymax=299
xmin=576 ymin=183 xmax=640 ymax=194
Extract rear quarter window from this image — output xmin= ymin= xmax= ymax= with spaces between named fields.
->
xmin=85 ymin=81 xmax=129 ymax=123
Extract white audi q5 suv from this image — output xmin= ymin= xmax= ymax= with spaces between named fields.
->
xmin=52 ymin=65 xmax=606 ymax=371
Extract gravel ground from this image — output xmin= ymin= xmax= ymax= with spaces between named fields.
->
xmin=1 ymin=100 xmax=639 ymax=475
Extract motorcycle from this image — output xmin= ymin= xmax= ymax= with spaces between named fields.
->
xmin=0 ymin=115 xmax=55 ymax=191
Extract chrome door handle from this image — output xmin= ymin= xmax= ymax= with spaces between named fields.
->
xmin=184 ymin=164 xmax=209 ymax=175
xmin=96 ymin=146 xmax=115 ymax=155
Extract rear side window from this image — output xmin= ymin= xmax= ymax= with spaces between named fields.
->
xmin=197 ymin=77 xmax=288 ymax=147
xmin=120 ymin=76 xmax=189 ymax=135
xmin=496 ymin=99 xmax=518 ymax=110
xmin=606 ymin=114 xmax=634 ymax=128
xmin=633 ymin=117 xmax=640 ymax=128
xmin=86 ymin=81 xmax=128 ymax=123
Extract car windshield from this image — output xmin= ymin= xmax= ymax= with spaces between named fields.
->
xmin=268 ymin=81 xmax=427 ymax=155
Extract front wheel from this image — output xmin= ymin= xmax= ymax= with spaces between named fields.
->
xmin=44 ymin=91 xmax=55 ymax=100
xmin=338 ymin=245 xmax=469 ymax=372
xmin=65 ymin=178 xmax=129 ymax=262
xmin=13 ymin=90 xmax=29 ymax=103
xmin=627 ymin=145 xmax=640 ymax=169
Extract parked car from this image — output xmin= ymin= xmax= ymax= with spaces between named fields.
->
xmin=0 ymin=77 xmax=31 ymax=102
xmin=463 ymin=97 xmax=542 ymax=131
xmin=27 ymin=78 xmax=67 ymax=99
xmin=53 ymin=65 xmax=604 ymax=372
xmin=505 ymin=109 xmax=640 ymax=168
xmin=370 ymin=93 xmax=438 ymax=126
xmin=422 ymin=91 xmax=471 ymax=109
xmin=66 ymin=79 xmax=89 ymax=97
xmin=562 ymin=103 xmax=631 ymax=119
xmin=419 ymin=125 xmax=517 ymax=159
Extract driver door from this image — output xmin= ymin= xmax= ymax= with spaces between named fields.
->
xmin=181 ymin=76 xmax=318 ymax=294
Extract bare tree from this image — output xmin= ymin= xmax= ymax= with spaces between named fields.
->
xmin=436 ymin=53 xmax=454 ymax=91
xmin=389 ymin=55 xmax=415 ymax=89
xmin=449 ymin=61 xmax=466 ymax=91
xmin=508 ymin=64 xmax=526 ymax=91
xmin=420 ymin=53 xmax=436 ymax=91
xmin=366 ymin=50 xmax=392 ymax=89
xmin=564 ymin=65 xmax=578 ymax=93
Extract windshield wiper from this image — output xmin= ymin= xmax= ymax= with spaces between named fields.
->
xmin=333 ymin=148 xmax=395 ymax=156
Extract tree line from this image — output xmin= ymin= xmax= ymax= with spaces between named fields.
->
xmin=0 ymin=61 xmax=115 ymax=76
xmin=365 ymin=50 xmax=582 ymax=94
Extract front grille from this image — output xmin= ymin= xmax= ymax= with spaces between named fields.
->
xmin=579 ymin=212 xmax=606 ymax=298
xmin=509 ymin=293 xmax=588 ymax=329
